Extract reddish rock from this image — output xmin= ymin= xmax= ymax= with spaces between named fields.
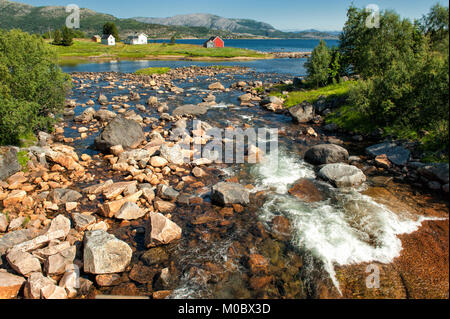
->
xmin=128 ymin=264 xmax=158 ymax=284
xmin=249 ymin=276 xmax=273 ymax=290
xmin=271 ymin=216 xmax=292 ymax=241
xmin=288 ymin=179 xmax=324 ymax=203
xmin=153 ymin=290 xmax=172 ymax=299
xmin=375 ymin=154 xmax=391 ymax=169
xmin=248 ymin=254 xmax=269 ymax=275
xmin=145 ymin=212 xmax=182 ymax=247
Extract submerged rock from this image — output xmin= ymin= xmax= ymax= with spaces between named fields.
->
xmin=304 ymin=144 xmax=349 ymax=165
xmin=318 ymin=163 xmax=366 ymax=188
xmin=172 ymin=104 xmax=209 ymax=117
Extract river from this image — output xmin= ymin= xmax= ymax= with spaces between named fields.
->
xmin=60 ymin=54 xmax=448 ymax=299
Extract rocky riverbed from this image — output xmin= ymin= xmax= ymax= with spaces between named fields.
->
xmin=0 ymin=66 xmax=448 ymax=299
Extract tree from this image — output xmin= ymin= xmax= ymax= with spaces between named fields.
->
xmin=61 ymin=26 xmax=74 ymax=46
xmin=0 ymin=29 xmax=70 ymax=145
xmin=305 ymin=40 xmax=331 ymax=87
xmin=52 ymin=29 xmax=62 ymax=45
xmin=170 ymin=36 xmax=176 ymax=45
xmin=103 ymin=22 xmax=120 ymax=42
xmin=419 ymin=4 xmax=449 ymax=53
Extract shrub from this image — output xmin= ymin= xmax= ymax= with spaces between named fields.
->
xmin=304 ymin=40 xmax=331 ymax=87
xmin=0 ymin=29 xmax=70 ymax=145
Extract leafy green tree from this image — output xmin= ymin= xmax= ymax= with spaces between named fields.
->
xmin=305 ymin=40 xmax=331 ymax=87
xmin=340 ymin=4 xmax=449 ymax=155
xmin=61 ymin=26 xmax=73 ymax=46
xmin=170 ymin=36 xmax=176 ymax=45
xmin=0 ymin=29 xmax=70 ymax=145
xmin=419 ymin=3 xmax=449 ymax=53
xmin=52 ymin=29 xmax=62 ymax=45
xmin=328 ymin=46 xmax=342 ymax=84
xmin=102 ymin=22 xmax=120 ymax=42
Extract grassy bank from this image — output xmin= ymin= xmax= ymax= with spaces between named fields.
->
xmin=135 ymin=67 xmax=171 ymax=75
xmin=51 ymin=39 xmax=268 ymax=60
xmin=271 ymin=81 xmax=448 ymax=163
xmin=270 ymin=81 xmax=356 ymax=108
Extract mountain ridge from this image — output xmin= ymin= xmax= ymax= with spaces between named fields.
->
xmin=0 ymin=0 xmax=338 ymax=39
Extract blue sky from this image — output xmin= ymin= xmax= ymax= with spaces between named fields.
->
xmin=17 ymin=0 xmax=447 ymax=30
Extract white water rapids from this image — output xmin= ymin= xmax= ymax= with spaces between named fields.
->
xmin=252 ymin=150 xmax=445 ymax=292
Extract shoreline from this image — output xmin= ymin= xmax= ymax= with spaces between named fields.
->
xmin=57 ymin=51 xmax=311 ymax=64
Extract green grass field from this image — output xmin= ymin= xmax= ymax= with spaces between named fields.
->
xmin=135 ymin=67 xmax=171 ymax=75
xmin=51 ymin=39 xmax=268 ymax=60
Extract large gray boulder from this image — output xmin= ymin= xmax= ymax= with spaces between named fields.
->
xmin=94 ymin=116 xmax=144 ymax=153
xmin=172 ymin=104 xmax=208 ymax=117
xmin=318 ymin=163 xmax=366 ymax=188
xmin=211 ymin=182 xmax=250 ymax=206
xmin=83 ymin=230 xmax=132 ymax=274
xmin=304 ymin=144 xmax=349 ymax=165
xmin=366 ymin=142 xmax=410 ymax=166
xmin=0 ymin=147 xmax=20 ymax=181
xmin=289 ymin=102 xmax=315 ymax=123
xmin=418 ymin=163 xmax=449 ymax=184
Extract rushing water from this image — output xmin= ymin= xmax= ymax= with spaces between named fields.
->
xmin=63 ymin=59 xmax=447 ymax=298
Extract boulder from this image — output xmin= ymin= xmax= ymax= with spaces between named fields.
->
xmin=115 ymin=202 xmax=146 ymax=220
xmin=48 ymin=188 xmax=82 ymax=204
xmin=0 ymin=146 xmax=21 ymax=181
xmin=72 ymin=213 xmax=96 ymax=231
xmin=289 ymin=102 xmax=314 ymax=123
xmin=145 ymin=212 xmax=182 ymax=247
xmin=150 ymin=156 xmax=168 ymax=168
xmin=94 ymin=109 xmax=117 ymax=122
xmin=94 ymin=116 xmax=144 ymax=153
xmin=0 ymin=213 xmax=7 ymax=232
xmin=74 ymin=107 xmax=96 ymax=122
xmin=211 ymin=182 xmax=250 ymax=206
xmin=288 ymin=179 xmax=324 ymax=203
xmin=366 ymin=142 xmax=411 ymax=166
xmin=208 ymin=82 xmax=225 ymax=90
xmin=97 ymin=93 xmax=108 ymax=105
xmin=0 ymin=229 xmax=36 ymax=255
xmin=304 ymin=144 xmax=349 ymax=165
xmin=159 ymin=144 xmax=185 ymax=165
xmin=7 ymin=250 xmax=41 ymax=276
xmin=44 ymin=246 xmax=76 ymax=275
xmin=141 ymin=247 xmax=169 ymax=266
xmin=24 ymin=272 xmax=57 ymax=299
xmin=318 ymin=163 xmax=366 ymax=188
xmin=154 ymin=200 xmax=176 ymax=213
xmin=83 ymin=230 xmax=133 ymax=274
xmin=172 ymin=104 xmax=208 ymax=117
xmin=156 ymin=185 xmax=179 ymax=201
xmin=0 ymin=271 xmax=26 ymax=299
xmin=417 ymin=163 xmax=449 ymax=184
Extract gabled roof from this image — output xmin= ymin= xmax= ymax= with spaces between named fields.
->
xmin=128 ymin=33 xmax=147 ymax=39
xmin=204 ymin=36 xmax=223 ymax=45
xmin=101 ymin=34 xmax=114 ymax=40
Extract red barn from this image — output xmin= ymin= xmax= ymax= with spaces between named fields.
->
xmin=203 ymin=36 xmax=224 ymax=48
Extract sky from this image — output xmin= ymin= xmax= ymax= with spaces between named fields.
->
xmin=16 ymin=0 xmax=448 ymax=31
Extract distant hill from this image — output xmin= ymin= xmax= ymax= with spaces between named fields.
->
xmin=0 ymin=0 xmax=338 ymax=39
xmin=134 ymin=13 xmax=338 ymax=39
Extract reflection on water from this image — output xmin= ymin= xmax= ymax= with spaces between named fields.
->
xmin=61 ymin=58 xmax=308 ymax=76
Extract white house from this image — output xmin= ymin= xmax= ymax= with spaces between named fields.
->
xmin=101 ymin=34 xmax=116 ymax=46
xmin=126 ymin=33 xmax=148 ymax=45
